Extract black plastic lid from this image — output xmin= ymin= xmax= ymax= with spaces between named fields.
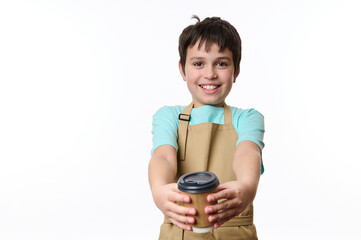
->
xmin=177 ymin=171 xmax=219 ymax=194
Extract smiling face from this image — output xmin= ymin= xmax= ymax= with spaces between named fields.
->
xmin=179 ymin=40 xmax=239 ymax=108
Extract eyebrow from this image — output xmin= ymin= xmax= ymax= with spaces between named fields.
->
xmin=189 ymin=56 xmax=232 ymax=61
xmin=216 ymin=57 xmax=232 ymax=61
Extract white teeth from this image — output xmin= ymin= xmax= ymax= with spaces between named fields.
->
xmin=201 ymin=85 xmax=218 ymax=90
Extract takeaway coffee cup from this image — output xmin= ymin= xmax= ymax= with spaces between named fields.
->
xmin=177 ymin=171 xmax=219 ymax=233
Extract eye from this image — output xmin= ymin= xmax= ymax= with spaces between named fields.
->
xmin=217 ymin=62 xmax=228 ymax=67
xmin=193 ymin=62 xmax=203 ymax=67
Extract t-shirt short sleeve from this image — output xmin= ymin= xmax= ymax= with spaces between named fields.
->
xmin=233 ymin=108 xmax=265 ymax=151
xmin=151 ymin=106 xmax=182 ymax=155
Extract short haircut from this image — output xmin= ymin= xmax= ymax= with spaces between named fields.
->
xmin=179 ymin=15 xmax=242 ymax=74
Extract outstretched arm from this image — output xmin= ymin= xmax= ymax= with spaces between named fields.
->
xmin=205 ymin=140 xmax=261 ymax=229
xmin=148 ymin=145 xmax=196 ymax=231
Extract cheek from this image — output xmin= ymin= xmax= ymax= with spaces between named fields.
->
xmin=185 ymin=68 xmax=201 ymax=81
xmin=186 ymin=80 xmax=197 ymax=89
xmin=184 ymin=78 xmax=195 ymax=86
xmin=221 ymin=72 xmax=235 ymax=83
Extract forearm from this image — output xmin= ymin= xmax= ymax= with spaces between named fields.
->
xmin=148 ymin=145 xmax=178 ymax=193
xmin=232 ymin=141 xmax=261 ymax=202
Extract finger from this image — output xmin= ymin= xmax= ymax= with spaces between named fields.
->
xmin=167 ymin=211 xmax=195 ymax=230
xmin=168 ymin=191 xmax=191 ymax=203
xmin=213 ymin=215 xmax=234 ymax=229
xmin=215 ymin=183 xmax=232 ymax=192
xmin=166 ymin=183 xmax=192 ymax=203
xmin=168 ymin=217 xmax=193 ymax=231
xmin=164 ymin=201 xmax=196 ymax=216
xmin=207 ymin=188 xmax=238 ymax=203
xmin=205 ymin=199 xmax=240 ymax=214
xmin=208 ymin=207 xmax=239 ymax=224
xmin=207 ymin=183 xmax=235 ymax=202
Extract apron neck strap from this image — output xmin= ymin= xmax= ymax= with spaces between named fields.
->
xmin=182 ymin=102 xmax=193 ymax=115
xmin=178 ymin=102 xmax=193 ymax=161
xmin=223 ymin=103 xmax=232 ymax=126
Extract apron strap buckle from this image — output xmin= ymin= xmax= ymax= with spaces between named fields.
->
xmin=179 ymin=113 xmax=191 ymax=122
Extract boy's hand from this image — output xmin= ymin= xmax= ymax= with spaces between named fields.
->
xmin=205 ymin=181 xmax=254 ymax=229
xmin=153 ymin=183 xmax=196 ymax=231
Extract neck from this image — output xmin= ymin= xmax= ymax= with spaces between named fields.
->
xmin=192 ymin=101 xmax=225 ymax=108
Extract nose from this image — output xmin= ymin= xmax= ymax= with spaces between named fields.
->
xmin=204 ymin=66 xmax=217 ymax=80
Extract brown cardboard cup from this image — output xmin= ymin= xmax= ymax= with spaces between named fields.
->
xmin=177 ymin=171 xmax=219 ymax=233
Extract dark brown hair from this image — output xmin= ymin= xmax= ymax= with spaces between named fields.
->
xmin=179 ymin=15 xmax=242 ymax=74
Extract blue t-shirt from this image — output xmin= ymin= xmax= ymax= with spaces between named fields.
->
xmin=151 ymin=105 xmax=265 ymax=173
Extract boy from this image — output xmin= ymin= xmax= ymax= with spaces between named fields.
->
xmin=148 ymin=16 xmax=265 ymax=239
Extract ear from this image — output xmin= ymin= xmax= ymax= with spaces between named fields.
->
xmin=179 ymin=61 xmax=186 ymax=81
xmin=233 ymin=68 xmax=240 ymax=83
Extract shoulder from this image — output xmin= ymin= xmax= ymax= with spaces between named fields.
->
xmin=153 ymin=105 xmax=185 ymax=120
xmin=229 ymin=106 xmax=264 ymax=121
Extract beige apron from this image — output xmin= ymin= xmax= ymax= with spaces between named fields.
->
xmin=159 ymin=103 xmax=258 ymax=240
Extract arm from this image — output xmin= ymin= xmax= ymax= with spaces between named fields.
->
xmin=205 ymin=140 xmax=261 ymax=228
xmin=148 ymin=145 xmax=196 ymax=231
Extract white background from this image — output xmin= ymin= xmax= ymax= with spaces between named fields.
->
xmin=1 ymin=0 xmax=361 ymax=239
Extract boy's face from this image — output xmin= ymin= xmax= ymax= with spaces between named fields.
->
xmin=179 ymin=40 xmax=239 ymax=108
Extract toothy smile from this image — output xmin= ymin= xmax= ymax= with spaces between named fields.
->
xmin=200 ymin=85 xmax=220 ymax=90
